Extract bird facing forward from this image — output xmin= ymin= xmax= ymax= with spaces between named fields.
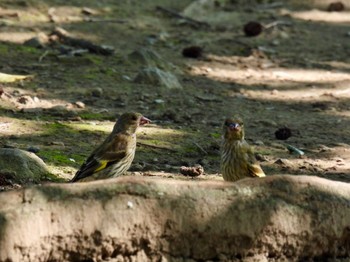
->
xmin=70 ymin=112 xmax=150 ymax=182
xmin=221 ymin=116 xmax=265 ymax=182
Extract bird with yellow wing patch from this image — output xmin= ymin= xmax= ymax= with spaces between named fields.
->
xmin=221 ymin=116 xmax=265 ymax=182
xmin=70 ymin=112 xmax=150 ymax=182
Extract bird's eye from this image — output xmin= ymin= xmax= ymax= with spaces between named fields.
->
xmin=131 ymin=115 xmax=138 ymax=121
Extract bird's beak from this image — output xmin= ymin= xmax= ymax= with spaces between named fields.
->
xmin=140 ymin=116 xmax=151 ymax=125
xmin=229 ymin=123 xmax=240 ymax=131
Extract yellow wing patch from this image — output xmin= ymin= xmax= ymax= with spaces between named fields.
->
xmin=248 ymin=163 xmax=266 ymax=178
xmin=94 ymin=161 xmax=108 ymax=172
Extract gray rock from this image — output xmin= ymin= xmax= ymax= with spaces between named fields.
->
xmin=274 ymin=158 xmax=292 ymax=166
xmin=0 ymin=148 xmax=50 ymax=183
xmin=23 ymin=33 xmax=49 ymax=48
xmin=27 ymin=146 xmax=40 ymax=153
xmin=91 ymin=88 xmax=103 ymax=97
xmin=182 ymin=0 xmax=241 ymax=26
xmin=128 ymin=48 xmax=174 ymax=71
xmin=74 ymin=101 xmax=85 ymax=109
xmin=0 ymin=176 xmax=349 ymax=261
xmin=134 ymin=67 xmax=182 ymax=89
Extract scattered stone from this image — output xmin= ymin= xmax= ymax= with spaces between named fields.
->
xmin=318 ymin=144 xmax=333 ymax=152
xmin=49 ymin=141 xmax=65 ymax=147
xmin=128 ymin=48 xmax=174 ymax=70
xmin=271 ymin=89 xmax=279 ymax=95
xmin=243 ymin=21 xmax=263 ymax=37
xmin=0 ymin=148 xmax=51 ymax=184
xmin=127 ymin=201 xmax=134 ymax=209
xmin=27 ymin=146 xmax=40 ymax=153
xmin=91 ymin=88 xmax=103 ymax=97
xmin=122 ymin=75 xmax=132 ymax=81
xmin=180 ymin=165 xmax=204 ymax=177
xmin=195 ymin=94 xmax=221 ymax=102
xmin=275 ymin=127 xmax=292 ymax=140
xmin=75 ymin=101 xmax=85 ymax=108
xmin=182 ymin=46 xmax=203 ymax=58
xmin=253 ymin=140 xmax=265 ymax=146
xmin=23 ymin=32 xmax=49 ymax=48
xmin=134 ymin=67 xmax=182 ymax=89
xmin=327 ymin=1 xmax=345 ymax=12
xmin=255 ymin=153 xmax=268 ymax=162
xmin=69 ymin=116 xmax=83 ymax=121
xmin=81 ymin=7 xmax=99 ymax=15
xmin=154 ymin=99 xmax=165 ymax=104
xmin=182 ymin=0 xmax=240 ymax=26
xmin=274 ymin=158 xmax=291 ymax=166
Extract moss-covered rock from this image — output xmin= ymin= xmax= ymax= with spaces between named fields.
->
xmin=0 ymin=148 xmax=52 ymax=184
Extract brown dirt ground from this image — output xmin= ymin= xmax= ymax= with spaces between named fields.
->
xmin=0 ymin=0 xmax=350 ymax=187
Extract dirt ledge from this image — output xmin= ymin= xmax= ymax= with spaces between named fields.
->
xmin=0 ymin=175 xmax=349 ymax=262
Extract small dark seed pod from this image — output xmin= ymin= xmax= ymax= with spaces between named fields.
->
xmin=182 ymin=46 xmax=203 ymax=58
xmin=275 ymin=127 xmax=292 ymax=140
xmin=243 ymin=21 xmax=263 ymax=37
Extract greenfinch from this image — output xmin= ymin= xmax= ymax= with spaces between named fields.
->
xmin=70 ymin=112 xmax=150 ymax=182
xmin=221 ymin=116 xmax=265 ymax=182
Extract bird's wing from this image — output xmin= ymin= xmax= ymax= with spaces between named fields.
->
xmin=70 ymin=134 xmax=128 ymax=182
xmin=245 ymin=143 xmax=266 ymax=178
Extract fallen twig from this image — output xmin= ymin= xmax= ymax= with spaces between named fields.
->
xmin=51 ymin=27 xmax=114 ymax=56
xmin=155 ymin=6 xmax=210 ymax=28
xmin=38 ymin=50 xmax=49 ymax=62
xmin=83 ymin=17 xmax=127 ymax=23
xmin=264 ymin=21 xmax=293 ymax=30
xmin=193 ymin=142 xmax=208 ymax=155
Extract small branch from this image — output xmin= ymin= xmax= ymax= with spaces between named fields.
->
xmin=193 ymin=142 xmax=208 ymax=155
xmin=38 ymin=50 xmax=49 ymax=62
xmin=155 ymin=6 xmax=210 ymax=28
xmin=51 ymin=27 xmax=114 ymax=56
xmin=264 ymin=21 xmax=293 ymax=30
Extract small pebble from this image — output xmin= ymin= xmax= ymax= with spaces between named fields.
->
xmin=254 ymin=140 xmax=265 ymax=146
xmin=154 ymin=99 xmax=165 ymax=104
xmin=75 ymin=101 xmax=85 ymax=109
xmin=49 ymin=141 xmax=65 ymax=147
xmin=274 ymin=158 xmax=291 ymax=166
xmin=91 ymin=88 xmax=103 ymax=97
xmin=27 ymin=146 xmax=40 ymax=153
xmin=127 ymin=201 xmax=134 ymax=209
